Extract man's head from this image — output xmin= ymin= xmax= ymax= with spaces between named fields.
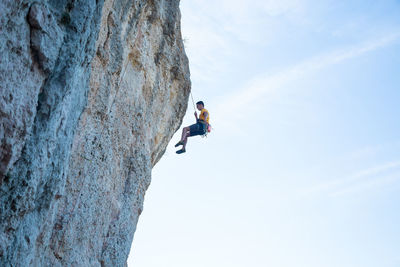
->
xmin=196 ymin=101 xmax=204 ymax=110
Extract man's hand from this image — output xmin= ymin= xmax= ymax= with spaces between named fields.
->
xmin=194 ymin=111 xmax=198 ymax=117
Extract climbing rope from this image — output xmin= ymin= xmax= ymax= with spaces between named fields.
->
xmin=190 ymin=91 xmax=196 ymax=111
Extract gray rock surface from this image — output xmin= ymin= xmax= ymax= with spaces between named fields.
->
xmin=0 ymin=0 xmax=190 ymax=266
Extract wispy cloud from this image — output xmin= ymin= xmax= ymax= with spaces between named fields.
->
xmin=181 ymin=0 xmax=308 ymax=84
xmin=301 ymin=160 xmax=400 ymax=197
xmin=216 ymin=0 xmax=307 ymax=45
xmin=213 ymin=31 xmax=400 ymax=126
xmin=345 ymin=141 xmax=400 ymax=161
xmin=330 ymin=172 xmax=400 ymax=197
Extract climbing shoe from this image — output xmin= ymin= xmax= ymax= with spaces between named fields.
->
xmin=176 ymin=148 xmax=186 ymax=154
xmin=175 ymin=141 xmax=184 ymax=147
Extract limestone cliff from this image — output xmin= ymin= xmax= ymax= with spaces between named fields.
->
xmin=0 ymin=0 xmax=190 ymax=266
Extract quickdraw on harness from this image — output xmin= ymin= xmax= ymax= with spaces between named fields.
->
xmin=203 ymin=123 xmax=212 ymax=138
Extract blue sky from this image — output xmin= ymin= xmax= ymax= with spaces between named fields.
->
xmin=128 ymin=1 xmax=400 ymax=266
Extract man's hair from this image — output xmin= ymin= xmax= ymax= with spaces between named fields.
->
xmin=196 ymin=101 xmax=204 ymax=106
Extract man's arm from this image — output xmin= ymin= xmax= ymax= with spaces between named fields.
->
xmin=203 ymin=112 xmax=208 ymax=125
xmin=194 ymin=111 xmax=198 ymax=121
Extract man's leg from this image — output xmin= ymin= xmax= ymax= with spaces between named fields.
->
xmin=176 ymin=127 xmax=191 ymax=154
xmin=177 ymin=124 xmax=199 ymax=154
xmin=182 ymin=129 xmax=190 ymax=150
xmin=176 ymin=127 xmax=189 ymax=147
xmin=181 ymin=127 xmax=190 ymax=142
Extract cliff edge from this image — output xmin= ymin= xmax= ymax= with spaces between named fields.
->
xmin=0 ymin=0 xmax=190 ymax=266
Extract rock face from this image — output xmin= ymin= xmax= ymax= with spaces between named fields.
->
xmin=0 ymin=0 xmax=190 ymax=266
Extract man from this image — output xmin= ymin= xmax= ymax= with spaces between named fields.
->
xmin=175 ymin=101 xmax=210 ymax=154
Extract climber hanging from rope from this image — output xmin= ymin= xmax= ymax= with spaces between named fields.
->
xmin=175 ymin=100 xmax=210 ymax=154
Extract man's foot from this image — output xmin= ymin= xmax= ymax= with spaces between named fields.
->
xmin=176 ymin=148 xmax=186 ymax=154
xmin=175 ymin=141 xmax=184 ymax=147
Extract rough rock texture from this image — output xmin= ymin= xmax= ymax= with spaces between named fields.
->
xmin=0 ymin=0 xmax=190 ymax=266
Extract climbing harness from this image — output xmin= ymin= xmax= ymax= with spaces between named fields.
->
xmin=202 ymin=123 xmax=212 ymax=138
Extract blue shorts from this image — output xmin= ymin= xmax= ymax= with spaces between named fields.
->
xmin=189 ymin=122 xmax=206 ymax=136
